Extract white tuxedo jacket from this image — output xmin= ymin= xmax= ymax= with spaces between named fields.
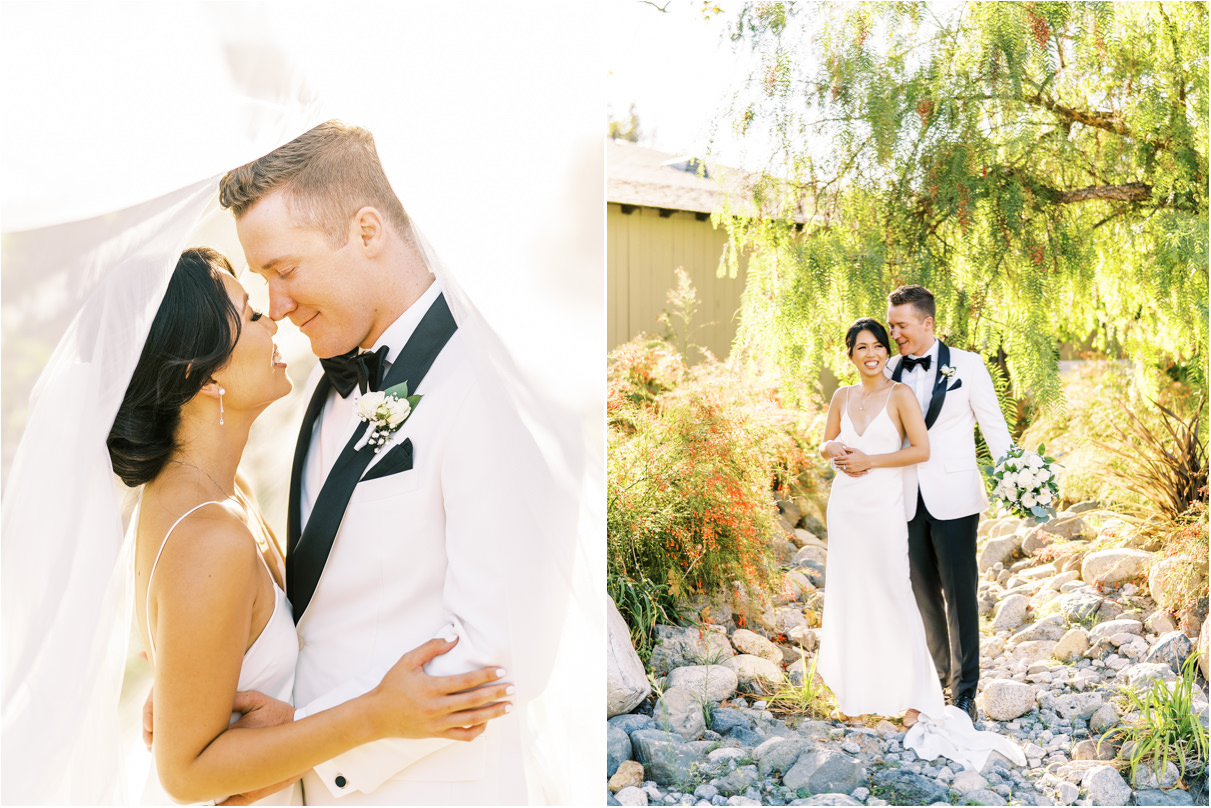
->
xmin=886 ymin=343 xmax=1011 ymax=521
xmin=291 ymin=290 xmax=527 ymax=804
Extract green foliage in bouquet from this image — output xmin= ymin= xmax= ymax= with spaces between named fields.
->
xmin=716 ymin=1 xmax=1208 ymax=413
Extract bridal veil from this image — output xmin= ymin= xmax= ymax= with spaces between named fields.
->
xmin=1 ymin=4 xmax=603 ymax=803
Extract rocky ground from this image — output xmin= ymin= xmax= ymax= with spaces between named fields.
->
xmin=606 ymin=502 xmax=1210 ymax=806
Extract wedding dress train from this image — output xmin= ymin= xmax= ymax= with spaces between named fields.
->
xmin=817 ymin=392 xmax=1025 ymax=771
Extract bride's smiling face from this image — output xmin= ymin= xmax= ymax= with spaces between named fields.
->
xmin=848 ymin=329 xmax=889 ymax=377
xmin=211 ymin=273 xmax=293 ymax=415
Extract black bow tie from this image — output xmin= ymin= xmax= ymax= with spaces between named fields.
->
xmin=901 ymin=354 xmax=931 ymax=372
xmin=320 ymin=345 xmax=390 ymax=397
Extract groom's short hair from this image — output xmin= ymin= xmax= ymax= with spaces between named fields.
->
xmin=219 ymin=120 xmax=413 ymax=248
xmin=888 ymin=285 xmax=936 ymax=321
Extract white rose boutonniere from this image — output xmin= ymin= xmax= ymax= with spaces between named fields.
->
xmin=939 ymin=364 xmax=957 ymax=381
xmin=353 ymin=382 xmax=422 ymax=453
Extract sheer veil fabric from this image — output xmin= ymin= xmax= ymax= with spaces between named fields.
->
xmin=2 ymin=4 xmax=602 ymax=804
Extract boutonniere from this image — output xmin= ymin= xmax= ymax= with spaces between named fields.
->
xmin=939 ymin=364 xmax=957 ymax=381
xmin=353 ymin=382 xmax=422 ymax=453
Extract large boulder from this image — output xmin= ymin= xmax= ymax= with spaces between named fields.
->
xmin=664 ymin=664 xmax=739 ymax=703
xmin=1046 ymin=515 xmax=1093 ymax=541
xmin=654 ymin=686 xmax=707 ymax=741
xmin=782 ymin=750 xmax=866 ymax=795
xmin=754 ymin=736 xmax=807 ymax=778
xmin=730 ymin=628 xmax=783 ymax=664
xmin=607 ymin=596 xmax=652 ymax=716
xmin=979 ymin=679 xmax=1038 ymax=720
xmin=647 ymin=624 xmax=734 ymax=676
xmin=1080 ymin=548 xmax=1151 ymax=586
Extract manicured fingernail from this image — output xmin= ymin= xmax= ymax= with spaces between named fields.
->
xmin=495 ymin=668 xmax=507 ymax=678
xmin=504 ymin=703 xmax=513 ymax=713
xmin=506 ymin=685 xmax=516 ymax=695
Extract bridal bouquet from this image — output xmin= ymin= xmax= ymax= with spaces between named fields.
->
xmin=985 ymin=445 xmax=1059 ymax=522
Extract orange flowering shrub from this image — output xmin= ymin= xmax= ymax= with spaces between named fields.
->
xmin=608 ymin=336 xmax=829 ymax=641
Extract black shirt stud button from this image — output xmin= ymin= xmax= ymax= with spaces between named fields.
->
xmin=335 ymin=775 xmax=348 ymax=789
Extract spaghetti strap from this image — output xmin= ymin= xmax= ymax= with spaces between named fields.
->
xmin=144 ymin=500 xmax=227 ymax=660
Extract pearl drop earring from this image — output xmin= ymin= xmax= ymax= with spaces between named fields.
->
xmin=218 ymin=387 xmax=226 ymax=425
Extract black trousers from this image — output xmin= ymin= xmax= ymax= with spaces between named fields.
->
xmin=907 ymin=491 xmax=981 ymax=700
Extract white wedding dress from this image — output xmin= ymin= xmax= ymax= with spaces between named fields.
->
xmin=137 ymin=499 xmax=303 ymax=806
xmin=817 ymin=388 xmax=1026 ymax=771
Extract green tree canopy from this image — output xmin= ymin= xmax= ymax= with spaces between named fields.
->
xmin=718 ymin=1 xmax=1208 ymax=409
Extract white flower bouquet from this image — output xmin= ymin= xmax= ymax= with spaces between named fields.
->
xmin=984 ymin=444 xmax=1060 ymax=521
xmin=354 ymin=382 xmax=421 ymax=453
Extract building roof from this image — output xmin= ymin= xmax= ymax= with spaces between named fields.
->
xmin=607 ymin=139 xmax=811 ymax=222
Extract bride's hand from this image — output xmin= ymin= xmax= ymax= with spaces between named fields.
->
xmin=821 ymin=440 xmax=848 ymax=461
xmin=835 ymin=447 xmax=873 ymax=476
xmin=367 ymin=637 xmax=514 ymax=741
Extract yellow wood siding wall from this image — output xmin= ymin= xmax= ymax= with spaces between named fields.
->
xmin=607 ymin=203 xmax=746 ymax=361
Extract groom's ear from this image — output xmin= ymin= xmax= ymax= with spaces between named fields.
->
xmin=350 ymin=206 xmax=387 ymax=255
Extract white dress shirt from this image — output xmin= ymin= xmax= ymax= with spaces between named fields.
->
xmin=899 ymin=337 xmax=940 ymax=415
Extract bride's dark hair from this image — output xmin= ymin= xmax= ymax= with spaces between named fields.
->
xmin=845 ymin=318 xmax=891 ymax=355
xmin=107 ymin=247 xmax=242 ymax=486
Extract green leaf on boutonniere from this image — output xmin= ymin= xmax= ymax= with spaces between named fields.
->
xmin=382 ymin=381 xmax=410 ymax=399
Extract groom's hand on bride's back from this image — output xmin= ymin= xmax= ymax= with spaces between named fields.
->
xmin=368 ymin=636 xmax=515 ymax=741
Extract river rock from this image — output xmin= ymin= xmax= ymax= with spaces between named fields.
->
xmin=609 ymin=713 xmax=655 ymax=734
xmin=1010 ymin=639 xmax=1059 ymax=664
xmin=1145 ymin=630 xmax=1194 ymax=674
xmin=1056 ymin=591 xmax=1103 ymax=623
xmin=1133 ymin=789 xmax=1195 ymax=806
xmin=1136 ymin=760 xmax=1181 ymax=789
xmin=1054 ymin=691 xmax=1104 ymax=721
xmin=723 ymin=654 xmax=783 ymax=693
xmin=867 ymin=769 xmax=948 ymax=805
xmin=608 ymin=723 xmax=632 ymax=776
xmin=1071 ymin=738 xmax=1115 ymax=761
xmin=664 ymin=664 xmax=739 ymax=703
xmin=608 ymin=596 xmax=653 ymax=716
xmin=1088 ymin=618 xmax=1144 ymax=643
xmin=1053 ymin=627 xmax=1091 ymax=663
xmin=980 ymin=679 xmax=1038 ymax=720
xmin=1048 ymin=515 xmax=1092 ymax=541
xmin=754 ymin=736 xmax=807 ymax=777
xmin=629 ymin=729 xmax=705 ymax=787
xmin=1023 ymin=528 xmax=1062 ymax=556
xmin=1117 ymin=661 xmax=1178 ymax=690
xmin=654 ymin=686 xmax=707 ymax=741
xmin=1145 ymin=609 xmax=1178 ymax=635
xmin=1082 ymin=765 xmax=1132 ymax=806
xmin=952 ymin=770 xmax=989 ymax=794
xmin=648 ymin=624 xmax=735 ymax=676
xmin=730 ymin=629 xmax=783 ymax=664
xmin=609 ymin=759 xmax=645 ymax=793
xmin=980 ymin=534 xmax=1024 ymax=572
xmin=715 ymin=765 xmax=760 ymax=797
xmin=1088 ymin=703 xmax=1119 ymax=734
xmin=993 ymin=594 xmax=1030 ymax=631
xmin=783 ymin=750 xmax=865 ymax=795
xmin=1080 ymin=548 xmax=1151 ymax=586
xmin=1010 ymin=615 xmax=1067 ymax=643
xmin=613 ymin=785 xmax=647 ymax=806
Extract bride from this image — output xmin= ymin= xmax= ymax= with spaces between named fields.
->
xmin=817 ymin=318 xmax=1024 ymax=770
xmin=111 ymin=247 xmax=511 ymax=804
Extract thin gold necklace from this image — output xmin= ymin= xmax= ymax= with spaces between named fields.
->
xmin=168 ymin=459 xmax=234 ymax=500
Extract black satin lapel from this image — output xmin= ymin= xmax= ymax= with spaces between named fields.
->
xmin=288 ymin=294 xmax=457 ymax=623
xmin=891 ymin=355 xmax=905 ymax=383
xmin=287 ymin=375 xmax=333 ymax=555
xmin=922 ymin=341 xmax=951 ymax=429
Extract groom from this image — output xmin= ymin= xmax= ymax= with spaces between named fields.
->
xmin=880 ymin=285 xmax=1010 ymax=721
xmin=219 ymin=121 xmax=528 ymax=804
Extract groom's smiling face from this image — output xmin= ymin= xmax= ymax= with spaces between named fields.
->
xmin=237 ymin=190 xmax=377 ymax=359
xmin=886 ymin=303 xmax=934 ymax=358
